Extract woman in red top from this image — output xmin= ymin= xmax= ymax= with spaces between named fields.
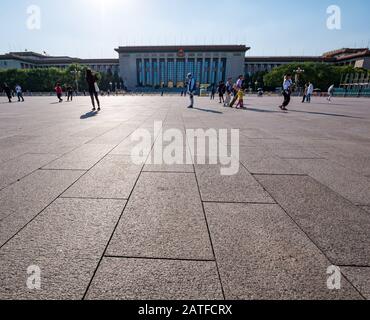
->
xmin=55 ymin=83 xmax=63 ymax=103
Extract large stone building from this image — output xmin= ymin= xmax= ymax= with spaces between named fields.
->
xmin=115 ymin=45 xmax=248 ymax=89
xmin=245 ymin=48 xmax=370 ymax=76
xmin=1 ymin=46 xmax=369 ymax=90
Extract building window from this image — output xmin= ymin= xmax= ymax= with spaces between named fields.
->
xmin=167 ymin=59 xmax=175 ymax=87
xmin=219 ymin=58 xmax=226 ymax=82
xmin=136 ymin=59 xmax=144 ymax=86
xmin=186 ymin=59 xmax=195 ymax=79
xmin=159 ymin=59 xmax=167 ymax=87
xmin=152 ymin=59 xmax=158 ymax=87
xmin=196 ymin=59 xmax=203 ymax=83
xmin=203 ymin=58 xmax=211 ymax=84
xmin=144 ymin=59 xmax=151 ymax=86
xmin=176 ymin=59 xmax=185 ymax=87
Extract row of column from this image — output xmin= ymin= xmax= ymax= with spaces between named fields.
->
xmin=137 ymin=56 xmax=226 ymax=87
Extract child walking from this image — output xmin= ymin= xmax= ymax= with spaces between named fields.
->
xmin=55 ymin=83 xmax=63 ymax=103
xmin=236 ymin=89 xmax=245 ymax=109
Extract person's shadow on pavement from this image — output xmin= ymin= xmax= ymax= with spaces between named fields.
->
xmin=80 ymin=111 xmax=98 ymax=119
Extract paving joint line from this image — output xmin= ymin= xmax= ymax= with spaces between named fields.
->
xmin=241 ymin=161 xmax=367 ymax=300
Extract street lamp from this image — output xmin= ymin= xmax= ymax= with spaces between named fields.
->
xmin=70 ymin=69 xmax=81 ymax=93
xmin=293 ymin=67 xmax=305 ymax=96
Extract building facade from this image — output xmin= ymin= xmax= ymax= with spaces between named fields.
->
xmin=245 ymin=48 xmax=370 ymax=76
xmin=1 ymin=46 xmax=370 ymax=90
xmin=0 ymin=51 xmax=119 ymax=74
xmin=115 ymin=45 xmax=249 ymax=89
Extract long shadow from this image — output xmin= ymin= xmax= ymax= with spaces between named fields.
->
xmin=193 ymin=107 xmax=223 ymax=114
xmin=245 ymin=107 xmax=282 ymax=114
xmin=50 ymin=102 xmax=61 ymax=105
xmin=288 ymin=109 xmax=363 ymax=119
xmin=80 ymin=111 xmax=98 ymax=119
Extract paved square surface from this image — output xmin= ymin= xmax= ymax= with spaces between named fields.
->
xmin=0 ymin=95 xmax=369 ymax=300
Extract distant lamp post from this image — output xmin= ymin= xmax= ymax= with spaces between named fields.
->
xmin=70 ymin=69 xmax=81 ymax=93
xmin=109 ymin=82 xmax=113 ymax=92
xmin=293 ymin=67 xmax=305 ymax=96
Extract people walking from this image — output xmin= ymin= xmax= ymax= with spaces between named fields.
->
xmin=302 ymin=84 xmax=308 ymax=103
xmin=306 ymin=82 xmax=314 ymax=103
xmin=224 ymin=78 xmax=233 ymax=107
xmin=236 ymin=88 xmax=245 ymax=109
xmin=3 ymin=83 xmax=12 ymax=103
xmin=67 ymin=85 xmax=73 ymax=102
xmin=210 ymin=84 xmax=216 ymax=100
xmin=186 ymin=73 xmax=196 ymax=109
xmin=86 ymin=69 xmax=101 ymax=111
xmin=55 ymin=83 xmax=63 ymax=102
xmin=15 ymin=84 xmax=25 ymax=102
xmin=278 ymin=74 xmax=293 ymax=111
xmin=229 ymin=75 xmax=244 ymax=108
xmin=327 ymin=84 xmax=335 ymax=102
xmin=217 ymin=81 xmax=226 ymax=104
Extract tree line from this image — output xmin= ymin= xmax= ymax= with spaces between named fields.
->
xmin=0 ymin=64 xmax=122 ymax=92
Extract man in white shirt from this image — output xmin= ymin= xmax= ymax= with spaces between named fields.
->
xmin=306 ymin=82 xmax=314 ymax=103
xmin=187 ymin=73 xmax=196 ymax=108
xmin=327 ymin=84 xmax=335 ymax=101
xmin=229 ymin=75 xmax=244 ymax=108
xmin=279 ymin=74 xmax=293 ymax=111
xmin=15 ymin=84 xmax=24 ymax=102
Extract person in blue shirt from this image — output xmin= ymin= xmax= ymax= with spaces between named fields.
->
xmin=187 ymin=73 xmax=196 ymax=108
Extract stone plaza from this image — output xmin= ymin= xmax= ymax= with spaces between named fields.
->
xmin=0 ymin=94 xmax=369 ymax=300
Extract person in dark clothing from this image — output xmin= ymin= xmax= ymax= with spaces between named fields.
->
xmin=86 ymin=69 xmax=100 ymax=111
xmin=3 ymin=83 xmax=12 ymax=103
xmin=217 ymin=81 xmax=226 ymax=103
xmin=67 ymin=85 xmax=73 ymax=102
xmin=210 ymin=84 xmax=216 ymax=100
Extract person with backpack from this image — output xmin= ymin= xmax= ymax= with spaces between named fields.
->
xmin=15 ymin=84 xmax=25 ymax=102
xmin=186 ymin=73 xmax=196 ymax=109
xmin=224 ymin=78 xmax=233 ymax=107
xmin=86 ymin=69 xmax=101 ymax=111
xmin=278 ymin=74 xmax=293 ymax=111
xmin=2 ymin=83 xmax=12 ymax=103
xmin=67 ymin=85 xmax=74 ymax=102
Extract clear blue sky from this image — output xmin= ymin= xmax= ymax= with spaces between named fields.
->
xmin=1 ymin=0 xmax=369 ymax=58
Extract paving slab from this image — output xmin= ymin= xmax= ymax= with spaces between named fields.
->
xmin=255 ymin=175 xmax=370 ymax=266
xmin=195 ymin=161 xmax=274 ymax=203
xmin=239 ymin=147 xmax=305 ymax=175
xmin=107 ymin=172 xmax=214 ymax=260
xmin=286 ymin=158 xmax=370 ymax=205
xmin=86 ymin=258 xmax=223 ymax=300
xmin=0 ymin=170 xmax=84 ymax=247
xmin=62 ymin=155 xmax=142 ymax=199
xmin=360 ymin=206 xmax=370 ymax=214
xmin=0 ymin=153 xmax=60 ymax=190
xmin=204 ymin=203 xmax=361 ymax=300
xmin=43 ymin=144 xmax=114 ymax=170
xmin=0 ymin=198 xmax=125 ymax=300
xmin=341 ymin=267 xmax=370 ymax=300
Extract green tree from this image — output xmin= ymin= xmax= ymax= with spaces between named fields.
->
xmin=263 ymin=62 xmax=363 ymax=91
